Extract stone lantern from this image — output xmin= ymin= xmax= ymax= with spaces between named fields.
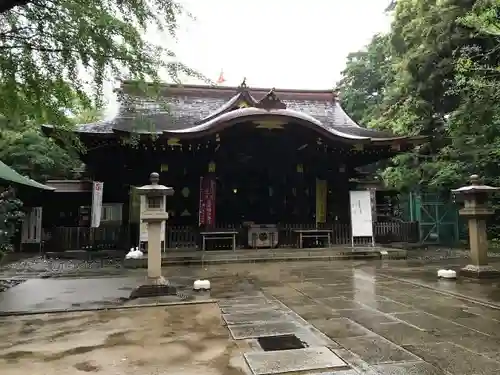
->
xmin=452 ymin=174 xmax=500 ymax=278
xmin=130 ymin=172 xmax=175 ymax=298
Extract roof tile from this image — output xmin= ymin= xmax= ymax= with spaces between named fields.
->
xmin=73 ymin=82 xmax=398 ymax=140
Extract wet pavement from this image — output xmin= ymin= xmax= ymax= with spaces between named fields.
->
xmin=0 ymin=303 xmax=250 ymax=375
xmin=183 ymin=258 xmax=500 ymax=374
xmin=1 ymin=257 xmax=500 ymax=373
xmin=0 ymin=277 xmax=142 ymax=312
xmin=0 ymin=274 xmax=214 ymax=313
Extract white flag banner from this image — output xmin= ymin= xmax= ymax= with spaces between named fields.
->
xmin=91 ymin=181 xmax=104 ymax=228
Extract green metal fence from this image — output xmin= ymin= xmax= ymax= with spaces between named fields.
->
xmin=400 ymin=192 xmax=461 ymax=245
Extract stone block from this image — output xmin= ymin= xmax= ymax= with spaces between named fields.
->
xmin=244 ymin=346 xmax=348 ymax=374
xmin=460 ymin=265 xmax=500 ymax=279
xmin=228 ymin=321 xmax=301 ymax=339
xmin=223 ymin=310 xmax=285 ymax=325
xmin=129 ymin=284 xmax=177 ymax=300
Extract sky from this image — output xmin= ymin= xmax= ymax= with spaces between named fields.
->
xmin=104 ymin=0 xmax=392 ymax=117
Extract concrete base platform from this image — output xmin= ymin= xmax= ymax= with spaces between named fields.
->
xmin=459 ymin=264 xmax=500 ymax=279
xmin=123 ymin=247 xmax=407 ymax=268
xmin=129 ymin=280 xmax=178 ymax=300
xmin=244 ymin=347 xmax=348 ymax=374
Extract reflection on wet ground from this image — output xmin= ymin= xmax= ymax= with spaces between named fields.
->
xmin=2 ymin=257 xmax=500 ymax=374
xmin=192 ymin=258 xmax=500 ymax=374
xmin=0 ymin=303 xmax=251 ymax=375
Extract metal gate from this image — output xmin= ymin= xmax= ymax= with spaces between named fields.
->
xmin=404 ymin=192 xmax=460 ymax=245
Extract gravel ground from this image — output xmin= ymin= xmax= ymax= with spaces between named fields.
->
xmin=0 ymin=256 xmax=125 ymax=292
xmin=0 ymin=256 xmax=123 ymax=274
xmin=405 ymin=248 xmax=500 ymax=261
xmin=0 ymin=279 xmax=25 ymax=293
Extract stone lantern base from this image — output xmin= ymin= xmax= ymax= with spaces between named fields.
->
xmin=129 ymin=277 xmax=177 ymax=299
xmin=459 ymin=265 xmax=500 ymax=279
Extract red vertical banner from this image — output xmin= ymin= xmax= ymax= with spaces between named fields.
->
xmin=199 ymin=175 xmax=216 ymax=227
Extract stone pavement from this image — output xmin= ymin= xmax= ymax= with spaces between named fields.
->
xmin=191 ymin=259 xmax=500 ymax=374
xmin=2 ymin=258 xmax=500 ymax=374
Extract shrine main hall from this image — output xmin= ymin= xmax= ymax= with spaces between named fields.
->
xmin=42 ymin=79 xmax=424 ymax=250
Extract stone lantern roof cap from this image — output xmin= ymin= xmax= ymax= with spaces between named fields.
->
xmin=136 ymin=172 xmax=174 ymax=195
xmin=452 ymin=174 xmax=499 ymax=194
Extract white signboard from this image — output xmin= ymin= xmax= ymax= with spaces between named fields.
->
xmin=91 ymin=181 xmax=104 ymax=228
xmin=349 ymin=190 xmax=374 ymax=245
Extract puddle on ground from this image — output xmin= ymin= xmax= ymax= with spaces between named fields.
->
xmin=257 ymin=334 xmax=307 ymax=351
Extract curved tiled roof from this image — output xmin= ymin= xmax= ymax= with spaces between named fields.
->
xmin=43 ymin=80 xmax=421 ymax=144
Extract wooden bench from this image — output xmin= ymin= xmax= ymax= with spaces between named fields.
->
xmin=294 ymin=229 xmax=332 ymax=249
xmin=200 ymin=231 xmax=238 ymax=251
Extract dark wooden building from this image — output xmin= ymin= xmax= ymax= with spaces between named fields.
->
xmin=42 ymin=80 xmax=423 ymax=250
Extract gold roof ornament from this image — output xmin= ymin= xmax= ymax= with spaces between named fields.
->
xmin=255 ymin=119 xmax=285 ymax=130
xmin=167 ymin=138 xmax=181 ymax=147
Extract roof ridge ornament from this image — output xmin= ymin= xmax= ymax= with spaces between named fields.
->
xmin=256 ymin=88 xmax=287 ymax=110
xmin=237 ymin=77 xmax=248 ymax=92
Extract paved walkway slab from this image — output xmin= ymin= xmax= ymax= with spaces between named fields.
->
xmin=223 ymin=310 xmax=286 ymax=325
xmin=228 ymin=321 xmax=301 ymax=339
xmin=244 ymin=346 xmax=348 ymax=374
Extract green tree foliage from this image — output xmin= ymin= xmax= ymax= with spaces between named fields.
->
xmin=461 ymin=0 xmax=500 ymax=36
xmin=0 ymin=0 xmax=202 ymax=254
xmin=0 ymin=187 xmax=23 ymax=255
xmin=0 ymin=0 xmax=202 ymax=131
xmin=336 ymin=34 xmax=393 ymax=125
xmin=0 ymin=127 xmax=81 ymax=182
xmin=0 ymin=1 xmax=32 ymax=15
xmin=338 ymin=0 xmax=500 ymax=191
xmin=0 ymin=0 xmax=203 ymax=180
xmin=0 ymin=107 xmax=101 ymax=182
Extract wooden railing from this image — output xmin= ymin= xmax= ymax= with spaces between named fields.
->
xmin=47 ymin=221 xmax=419 ymax=252
xmin=166 ymin=221 xmax=419 ymax=250
xmin=46 ymin=223 xmax=130 ymax=252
